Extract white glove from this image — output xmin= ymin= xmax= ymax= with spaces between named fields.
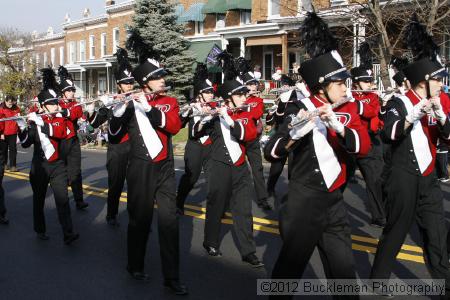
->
xmin=430 ymin=96 xmax=448 ymax=124
xmin=28 ymin=112 xmax=44 ymax=127
xmin=219 ymin=106 xmax=234 ymax=127
xmin=139 ymin=94 xmax=152 ymax=112
xmin=100 ymin=95 xmax=113 ymax=107
xmin=112 ymin=102 xmax=127 ymax=117
xmin=16 ymin=118 xmax=27 ymax=131
xmin=405 ymin=99 xmax=429 ymax=124
xmin=321 ymin=105 xmax=344 ymax=134
xmin=200 ymin=115 xmax=213 ymax=125
xmin=87 ymin=103 xmax=95 ymax=115
xmin=268 ymin=104 xmax=278 ymax=114
xmin=289 ymin=118 xmax=317 ymax=140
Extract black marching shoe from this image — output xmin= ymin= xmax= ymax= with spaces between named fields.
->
xmin=64 ymin=233 xmax=79 ymax=245
xmin=76 ymin=201 xmax=89 ymax=210
xmin=242 ymin=253 xmax=264 ymax=268
xmin=176 ymin=207 xmax=184 ymax=216
xmin=37 ymin=232 xmax=49 ymax=240
xmin=126 ymin=266 xmax=150 ymax=281
xmin=0 ymin=214 xmax=9 ymax=225
xmin=203 ymin=243 xmax=222 ymax=257
xmin=164 ymin=279 xmax=188 ymax=295
xmin=371 ymin=218 xmax=386 ymax=228
xmin=106 ymin=215 xmax=120 ymax=227
xmin=257 ymin=198 xmax=272 ymax=211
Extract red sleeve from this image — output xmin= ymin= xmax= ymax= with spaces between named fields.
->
xmin=353 ymin=92 xmax=378 ymax=119
xmin=247 ymin=97 xmax=264 ymax=120
xmin=0 ymin=112 xmax=4 ymax=134
xmin=67 ymin=103 xmax=83 ymax=121
xmin=47 ymin=117 xmax=67 ymax=139
xmin=342 ymin=102 xmax=371 ymax=157
xmin=158 ymin=97 xmax=181 ymax=135
xmin=231 ymin=112 xmax=257 ymax=142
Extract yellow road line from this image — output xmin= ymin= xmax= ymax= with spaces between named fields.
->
xmin=4 ymin=170 xmax=425 ymax=264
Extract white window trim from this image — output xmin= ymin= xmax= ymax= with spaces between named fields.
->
xmin=216 ymin=14 xmax=225 ymax=29
xmin=79 ymin=40 xmax=86 ymax=62
xmin=89 ymin=35 xmax=95 ymax=59
xmin=50 ymin=48 xmax=55 ymax=67
xmin=112 ymin=27 xmax=119 ymax=54
xmin=267 ymin=0 xmax=280 ymax=19
xmin=69 ymin=41 xmax=76 ymax=64
xmin=101 ymin=33 xmax=107 ymax=57
xmin=194 ymin=21 xmax=204 ymax=35
xmin=43 ymin=52 xmax=47 ymax=67
xmin=59 ymin=46 xmax=64 ymax=65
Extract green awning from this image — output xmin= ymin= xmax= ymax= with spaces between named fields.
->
xmin=188 ymin=41 xmax=222 ymax=73
xmin=201 ymin=0 xmax=227 ymax=14
xmin=178 ymin=3 xmax=205 ymax=22
xmin=226 ymin=0 xmax=251 ymax=10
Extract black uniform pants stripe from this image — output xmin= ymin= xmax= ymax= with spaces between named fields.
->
xmin=204 ymin=160 xmax=256 ymax=257
xmin=356 ymin=133 xmax=386 ymax=222
xmin=64 ymin=137 xmax=84 ymax=203
xmin=270 ymin=182 xmax=357 ymax=300
xmin=126 ymin=158 xmax=179 ymax=279
xmin=106 ymin=141 xmax=130 ymax=217
xmin=245 ymin=138 xmax=269 ymax=202
xmin=370 ymin=169 xmax=450 ymax=289
xmin=176 ymin=141 xmax=211 ymax=209
xmin=29 ymin=159 xmax=74 ymax=235
xmin=3 ymin=134 xmax=17 ymax=168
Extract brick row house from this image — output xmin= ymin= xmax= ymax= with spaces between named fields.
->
xmin=26 ymin=0 xmax=450 ymax=98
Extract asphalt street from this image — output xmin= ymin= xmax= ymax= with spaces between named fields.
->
xmin=0 ymin=148 xmax=449 ymax=300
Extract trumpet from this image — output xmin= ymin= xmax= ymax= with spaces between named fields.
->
xmin=190 ymin=104 xmax=250 ymax=118
xmin=288 ymin=96 xmax=353 ymax=129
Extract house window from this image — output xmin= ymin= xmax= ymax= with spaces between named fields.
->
xmin=240 ymin=11 xmax=251 ymax=25
xmin=101 ymin=33 xmax=107 ymax=57
xmin=50 ymin=48 xmax=55 ymax=66
xmin=195 ymin=21 xmax=204 ymax=35
xmin=35 ymin=53 xmax=40 ymax=68
xmin=43 ymin=52 xmax=47 ymax=67
xmin=216 ymin=14 xmax=225 ymax=29
xmin=268 ymin=0 xmax=280 ymax=17
xmin=69 ymin=41 xmax=76 ymax=64
xmin=59 ymin=46 xmax=64 ymax=65
xmin=89 ymin=35 xmax=95 ymax=59
xmin=113 ymin=28 xmax=120 ymax=53
xmin=79 ymin=40 xmax=86 ymax=61
xmin=98 ymin=72 xmax=107 ymax=94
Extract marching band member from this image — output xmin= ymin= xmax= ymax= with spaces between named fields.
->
xmin=86 ymin=48 xmax=134 ymax=226
xmin=57 ymin=66 xmax=89 ymax=210
xmin=350 ymin=42 xmax=386 ymax=227
xmin=370 ymin=15 xmax=450 ymax=294
xmin=17 ymin=68 xmax=79 ymax=244
xmin=0 ymin=95 xmax=20 ymax=172
xmin=176 ymin=63 xmax=215 ymax=215
xmin=240 ymin=69 xmax=272 ymax=210
xmin=264 ymin=13 xmax=370 ymax=299
xmin=0 ymin=110 xmax=7 ymax=224
xmin=194 ymin=79 xmax=264 ymax=267
xmin=108 ymin=57 xmax=187 ymax=295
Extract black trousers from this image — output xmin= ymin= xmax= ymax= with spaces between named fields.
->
xmin=0 ymin=159 xmax=5 ymax=217
xmin=271 ymin=181 xmax=358 ymax=300
xmin=380 ymin=143 xmax=392 ymax=202
xmin=29 ymin=159 xmax=74 ymax=236
xmin=106 ymin=141 xmax=130 ymax=217
xmin=267 ymin=152 xmax=293 ymax=195
xmin=176 ymin=141 xmax=211 ymax=210
xmin=371 ymin=168 xmax=450 ymax=290
xmin=63 ymin=137 xmax=84 ymax=203
xmin=436 ymin=143 xmax=448 ymax=179
xmin=204 ymin=160 xmax=256 ymax=257
xmin=245 ymin=138 xmax=268 ymax=202
xmin=3 ymin=134 xmax=17 ymax=168
xmin=355 ymin=133 xmax=386 ymax=222
xmin=126 ymin=157 xmax=179 ymax=279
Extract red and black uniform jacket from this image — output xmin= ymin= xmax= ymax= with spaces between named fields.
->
xmin=193 ymin=108 xmax=257 ymax=167
xmin=109 ymin=94 xmax=181 ymax=162
xmin=382 ymin=90 xmax=450 ymax=177
xmin=19 ymin=115 xmax=68 ymax=162
xmin=59 ymin=100 xmax=83 ymax=139
xmin=0 ymin=104 xmax=21 ymax=136
xmin=88 ymin=107 xmax=129 ymax=144
xmin=352 ymin=91 xmax=381 ymax=133
xmin=264 ymin=96 xmax=371 ymax=192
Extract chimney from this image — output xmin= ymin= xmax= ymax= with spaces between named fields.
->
xmin=64 ymin=13 xmax=71 ymax=23
xmin=83 ymin=8 xmax=91 ymax=18
xmin=106 ymin=0 xmax=115 ymax=6
xmin=47 ymin=27 xmax=54 ymax=36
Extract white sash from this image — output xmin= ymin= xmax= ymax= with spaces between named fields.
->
xmin=302 ymin=98 xmax=341 ymax=189
xmin=398 ymin=95 xmax=432 ymax=174
xmin=133 ymin=100 xmax=163 ymax=159
xmin=193 ymin=115 xmax=209 ymax=144
xmin=219 ymin=117 xmax=242 ymax=164
xmin=36 ymin=125 xmax=55 ymax=160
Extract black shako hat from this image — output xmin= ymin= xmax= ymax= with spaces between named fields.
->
xmin=219 ymin=80 xmax=249 ymax=100
xmin=298 ymin=12 xmax=350 ymax=90
xmin=38 ymin=68 xmax=59 ymax=105
xmin=58 ymin=65 xmax=75 ymax=92
xmin=132 ymin=58 xmax=168 ymax=86
xmin=351 ymin=42 xmax=374 ymax=82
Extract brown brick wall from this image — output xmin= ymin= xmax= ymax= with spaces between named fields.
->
xmin=203 ymin=14 xmax=216 ymax=34
xmin=33 ymin=39 xmax=65 ymax=68
xmin=251 ymin=0 xmax=268 ymax=23
xmin=280 ymin=0 xmax=297 ymax=17
xmin=312 ymin=0 xmax=330 ymax=9
xmin=226 ymin=11 xmax=241 ymax=27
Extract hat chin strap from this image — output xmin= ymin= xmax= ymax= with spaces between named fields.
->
xmin=321 ymin=83 xmax=332 ymax=104
xmin=425 ymin=80 xmax=431 ymax=99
